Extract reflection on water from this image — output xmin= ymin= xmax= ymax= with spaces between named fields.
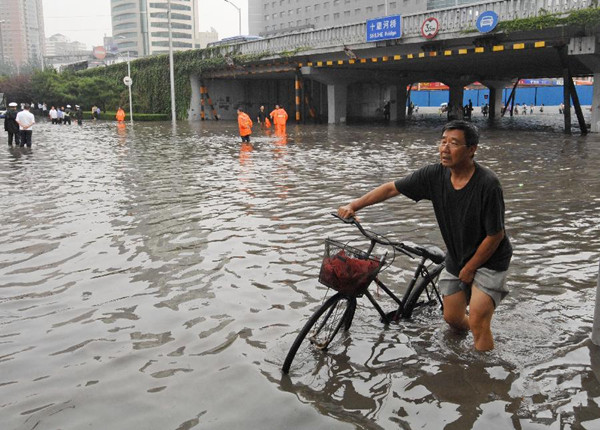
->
xmin=0 ymin=116 xmax=599 ymax=429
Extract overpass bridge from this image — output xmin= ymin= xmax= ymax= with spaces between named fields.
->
xmin=189 ymin=0 xmax=600 ymax=132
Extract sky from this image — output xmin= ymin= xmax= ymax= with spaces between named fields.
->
xmin=42 ymin=0 xmax=248 ymax=49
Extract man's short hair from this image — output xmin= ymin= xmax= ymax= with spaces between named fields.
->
xmin=442 ymin=120 xmax=479 ymax=147
xmin=24 ymin=103 xmax=30 ymax=109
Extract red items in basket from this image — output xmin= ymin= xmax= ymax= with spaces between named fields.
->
xmin=320 ymin=250 xmax=380 ymax=295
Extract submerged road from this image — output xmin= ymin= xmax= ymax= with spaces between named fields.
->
xmin=1 ymin=117 xmax=599 ymax=429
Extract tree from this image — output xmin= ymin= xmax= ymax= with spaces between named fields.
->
xmin=0 ymin=74 xmax=33 ymax=104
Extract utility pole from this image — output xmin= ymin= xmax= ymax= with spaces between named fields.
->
xmin=223 ymin=0 xmax=242 ymax=36
xmin=0 ymin=21 xmax=5 ymax=68
xmin=168 ymin=0 xmax=177 ymax=124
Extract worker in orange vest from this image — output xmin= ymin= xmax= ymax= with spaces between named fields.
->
xmin=273 ymin=104 xmax=288 ymax=134
xmin=115 ymin=107 xmax=126 ymax=122
xmin=237 ymin=107 xmax=253 ymax=142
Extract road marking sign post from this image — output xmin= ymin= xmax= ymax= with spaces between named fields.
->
xmin=123 ymin=75 xmax=133 ymax=124
xmin=593 ymin=260 xmax=600 ymax=345
xmin=421 ymin=17 xmax=439 ymax=39
xmin=476 ymin=11 xmax=499 ymax=33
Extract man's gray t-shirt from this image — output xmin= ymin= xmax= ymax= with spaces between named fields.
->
xmin=394 ymin=162 xmax=512 ymax=276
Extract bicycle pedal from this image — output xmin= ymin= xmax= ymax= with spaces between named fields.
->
xmin=382 ymin=310 xmax=400 ymax=324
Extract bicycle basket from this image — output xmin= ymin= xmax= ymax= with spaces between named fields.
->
xmin=318 ymin=239 xmax=385 ymax=296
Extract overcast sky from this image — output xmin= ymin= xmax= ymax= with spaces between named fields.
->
xmin=42 ymin=0 xmax=248 ymax=49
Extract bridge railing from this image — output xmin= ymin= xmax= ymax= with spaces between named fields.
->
xmin=231 ymin=0 xmax=594 ymax=56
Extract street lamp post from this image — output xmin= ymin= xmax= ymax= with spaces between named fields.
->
xmin=126 ymin=50 xmax=133 ymax=125
xmin=0 ymin=21 xmax=6 ymax=67
xmin=116 ymin=36 xmax=134 ymax=124
xmin=167 ymin=0 xmax=176 ymax=124
xmin=223 ymin=0 xmax=242 ymax=36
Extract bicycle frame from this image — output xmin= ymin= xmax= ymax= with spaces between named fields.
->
xmin=331 ymin=214 xmax=445 ymax=323
xmin=281 ymin=215 xmax=446 ymax=375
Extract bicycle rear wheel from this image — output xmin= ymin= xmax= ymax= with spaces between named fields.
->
xmin=282 ymin=293 xmax=355 ymax=374
xmin=403 ymin=264 xmax=445 ymax=319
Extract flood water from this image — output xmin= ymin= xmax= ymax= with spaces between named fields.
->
xmin=1 ymin=113 xmax=600 ymax=430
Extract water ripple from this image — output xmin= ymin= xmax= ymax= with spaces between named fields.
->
xmin=0 ymin=119 xmax=599 ymax=429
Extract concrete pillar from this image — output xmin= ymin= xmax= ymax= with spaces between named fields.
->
xmin=482 ymin=80 xmax=509 ymax=120
xmin=188 ymin=74 xmax=202 ymax=121
xmin=593 ymin=259 xmax=600 ymax=345
xmin=563 ymin=68 xmax=572 ymax=132
xmin=488 ymin=86 xmax=499 ymax=119
xmin=396 ymin=84 xmax=408 ymax=122
xmin=327 ymin=83 xmax=347 ymax=124
xmin=385 ymin=86 xmax=397 ymax=121
xmin=592 ymin=72 xmax=600 ymax=133
xmin=448 ymin=84 xmax=464 ymax=120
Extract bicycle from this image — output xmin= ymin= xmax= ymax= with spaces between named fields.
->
xmin=282 ymin=214 xmax=446 ymax=375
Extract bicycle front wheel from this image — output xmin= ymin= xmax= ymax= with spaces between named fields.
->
xmin=403 ymin=264 xmax=445 ymax=319
xmin=282 ymin=293 xmax=355 ymax=374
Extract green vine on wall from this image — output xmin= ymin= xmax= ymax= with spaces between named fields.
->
xmin=78 ymin=49 xmax=268 ymax=119
xmin=497 ymin=6 xmax=600 ymax=32
xmin=459 ymin=6 xmax=600 ymax=34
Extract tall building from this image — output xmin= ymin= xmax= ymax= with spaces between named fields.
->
xmin=249 ymin=0 xmax=484 ymax=37
xmin=111 ymin=0 xmax=198 ymax=58
xmin=427 ymin=0 xmax=482 ymax=9
xmin=0 ymin=0 xmax=45 ymax=69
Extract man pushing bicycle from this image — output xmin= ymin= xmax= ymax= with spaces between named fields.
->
xmin=338 ymin=120 xmax=512 ymax=351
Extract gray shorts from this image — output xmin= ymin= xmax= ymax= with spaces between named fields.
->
xmin=439 ymin=267 xmax=509 ymax=307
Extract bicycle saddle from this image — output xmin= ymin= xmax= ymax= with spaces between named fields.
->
xmin=414 ymin=245 xmax=445 ymax=265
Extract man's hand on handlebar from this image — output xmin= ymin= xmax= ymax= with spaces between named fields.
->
xmin=337 ymin=204 xmax=357 ymax=220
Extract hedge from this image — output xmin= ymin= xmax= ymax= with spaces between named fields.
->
xmin=81 ymin=111 xmax=170 ymax=121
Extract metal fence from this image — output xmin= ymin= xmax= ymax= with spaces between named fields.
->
xmin=228 ymin=0 xmax=594 ymax=56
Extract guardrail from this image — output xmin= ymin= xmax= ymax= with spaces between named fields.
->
xmin=228 ymin=0 xmax=594 ymax=56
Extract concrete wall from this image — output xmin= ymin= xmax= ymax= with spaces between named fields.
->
xmin=347 ymin=82 xmax=388 ymax=122
xmin=189 ymin=77 xmax=297 ymax=120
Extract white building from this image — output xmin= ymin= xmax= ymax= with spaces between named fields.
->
xmin=45 ymin=34 xmax=87 ymax=57
xmin=248 ymin=0 xmax=484 ymax=37
xmin=111 ymin=0 xmax=198 ymax=58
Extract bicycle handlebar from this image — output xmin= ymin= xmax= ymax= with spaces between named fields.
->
xmin=331 ymin=213 xmax=420 ymax=259
xmin=331 ymin=213 xmax=447 ymax=265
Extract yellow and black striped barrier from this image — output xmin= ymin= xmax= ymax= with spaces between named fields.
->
xmin=199 ymin=82 xmax=219 ymax=120
xmin=297 ymin=41 xmax=548 ymax=68
xmin=200 ymin=85 xmax=206 ymax=120
xmin=295 ymin=72 xmax=302 ymax=123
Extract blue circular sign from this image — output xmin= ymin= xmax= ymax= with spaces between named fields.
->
xmin=476 ymin=11 xmax=499 ymax=33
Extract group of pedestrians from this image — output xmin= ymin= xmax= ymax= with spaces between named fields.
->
xmin=4 ymin=103 xmax=35 ymax=148
xmin=237 ymin=104 xmax=289 ymax=142
xmin=4 ymin=101 xmax=89 ymax=148
xmin=48 ymin=105 xmax=84 ymax=126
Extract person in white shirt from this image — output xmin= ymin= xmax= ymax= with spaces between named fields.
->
xmin=49 ymin=106 xmax=58 ymax=124
xmin=16 ymin=103 xmax=35 ymax=147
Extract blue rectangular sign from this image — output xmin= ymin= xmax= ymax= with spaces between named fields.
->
xmin=366 ymin=15 xmax=402 ymax=42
